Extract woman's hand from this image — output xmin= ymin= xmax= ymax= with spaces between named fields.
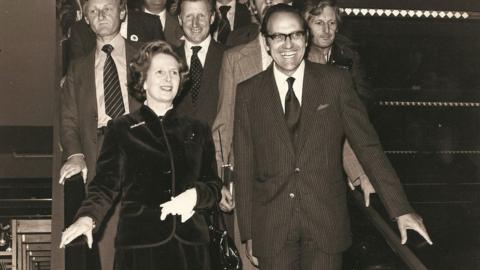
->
xmin=60 ymin=216 xmax=94 ymax=249
xmin=160 ymin=188 xmax=197 ymax=223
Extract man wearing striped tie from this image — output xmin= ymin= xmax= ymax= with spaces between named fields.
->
xmin=59 ymin=0 xmax=141 ymax=269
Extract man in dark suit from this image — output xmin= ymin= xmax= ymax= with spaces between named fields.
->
xmin=234 ymin=5 xmax=432 ymax=269
xmin=141 ymin=0 xmax=184 ymax=47
xmin=212 ymin=0 xmax=251 ymax=45
xmin=68 ymin=4 xmax=164 ymax=60
xmin=59 ymin=0 xmax=141 ymax=269
xmin=174 ymin=0 xmax=225 ymax=127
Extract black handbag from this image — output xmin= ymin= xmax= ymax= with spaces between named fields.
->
xmin=208 ymin=208 xmax=242 ymax=270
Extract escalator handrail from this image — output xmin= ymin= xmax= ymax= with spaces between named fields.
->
xmin=351 ymin=190 xmax=428 ymax=270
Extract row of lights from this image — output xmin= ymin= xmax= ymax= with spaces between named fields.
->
xmin=378 ymin=101 xmax=480 ymax=107
xmin=384 ymin=150 xmax=480 ymax=154
xmin=340 ymin=8 xmax=470 ymax=19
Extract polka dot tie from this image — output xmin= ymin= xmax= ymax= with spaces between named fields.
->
xmin=190 ymin=46 xmax=203 ymax=106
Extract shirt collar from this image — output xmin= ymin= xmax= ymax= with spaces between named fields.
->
xmin=273 ymin=60 xmax=305 ymax=85
xmin=216 ymin=1 xmax=235 ymax=13
xmin=185 ymin=34 xmax=212 ymax=51
xmin=96 ymin=32 xmax=125 ymax=54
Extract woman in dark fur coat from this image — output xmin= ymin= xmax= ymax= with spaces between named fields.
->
xmin=60 ymin=40 xmax=221 ymax=270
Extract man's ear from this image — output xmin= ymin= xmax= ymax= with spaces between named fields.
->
xmin=178 ymin=15 xmax=183 ymax=27
xmin=209 ymin=12 xmax=215 ymax=25
xmin=120 ymin=8 xmax=127 ymax=21
xmin=84 ymin=15 xmax=90 ymax=25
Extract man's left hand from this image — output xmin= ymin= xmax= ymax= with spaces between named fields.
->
xmin=396 ymin=213 xmax=433 ymax=245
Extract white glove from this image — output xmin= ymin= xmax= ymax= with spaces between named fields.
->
xmin=160 ymin=188 xmax=197 ymax=223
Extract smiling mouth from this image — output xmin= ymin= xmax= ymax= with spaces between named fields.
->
xmin=281 ymin=51 xmax=297 ymax=59
xmin=190 ymin=28 xmax=202 ymax=33
xmin=160 ymin=86 xmax=173 ymax=92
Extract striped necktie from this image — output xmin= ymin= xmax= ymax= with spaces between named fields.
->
xmin=102 ymin=44 xmax=125 ymax=119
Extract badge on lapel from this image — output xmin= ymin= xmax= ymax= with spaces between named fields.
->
xmin=129 ymin=121 xmax=145 ymax=129
xmin=130 ymin=34 xmax=139 ymax=42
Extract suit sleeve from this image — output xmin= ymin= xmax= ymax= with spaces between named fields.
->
xmin=338 ymin=72 xmax=414 ymax=219
xmin=212 ymin=51 xmax=235 ymax=175
xmin=192 ymin=124 xmax=222 ymax=210
xmin=233 ymin=82 xmax=254 ymax=242
xmin=60 ymin=63 xmax=83 ymax=158
xmin=75 ymin=121 xmax=124 ymax=230
xmin=342 ymin=139 xmax=366 ymax=185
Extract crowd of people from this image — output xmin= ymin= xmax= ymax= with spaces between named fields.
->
xmin=57 ymin=0 xmax=433 ymax=269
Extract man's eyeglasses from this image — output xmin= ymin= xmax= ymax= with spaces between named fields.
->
xmin=265 ymin=31 xmax=306 ymax=42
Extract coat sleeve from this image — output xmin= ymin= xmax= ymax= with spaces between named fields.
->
xmin=338 ymin=71 xmax=414 ymax=219
xmin=191 ymin=123 xmax=222 ymax=210
xmin=60 ymin=63 xmax=83 ymax=159
xmin=342 ymin=139 xmax=367 ymax=185
xmin=233 ymin=82 xmax=255 ymax=242
xmin=75 ymin=121 xmax=124 ymax=230
xmin=212 ymin=50 xmax=236 ymax=175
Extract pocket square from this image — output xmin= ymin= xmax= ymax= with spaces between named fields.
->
xmin=316 ymin=104 xmax=330 ymax=111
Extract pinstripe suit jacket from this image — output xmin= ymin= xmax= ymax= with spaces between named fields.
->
xmin=234 ymin=61 xmax=414 ymax=257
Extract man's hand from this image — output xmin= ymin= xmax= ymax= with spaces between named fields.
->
xmin=245 ymin=239 xmax=259 ymax=267
xmin=348 ymin=175 xmax=376 ymax=207
xmin=219 ymin=186 xmax=235 ymax=212
xmin=60 ymin=216 xmax=94 ymax=249
xmin=59 ymin=155 xmax=87 ymax=184
xmin=396 ymin=213 xmax=433 ymax=245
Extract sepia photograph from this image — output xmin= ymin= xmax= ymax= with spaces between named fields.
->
xmin=0 ymin=0 xmax=479 ymax=269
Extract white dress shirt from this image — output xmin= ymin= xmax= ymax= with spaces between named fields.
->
xmin=144 ymin=8 xmax=167 ymax=31
xmin=95 ymin=33 xmax=130 ymax=128
xmin=184 ymin=35 xmax=212 ymax=68
xmin=273 ymin=60 xmax=305 ymax=112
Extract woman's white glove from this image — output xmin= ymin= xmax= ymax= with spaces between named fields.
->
xmin=160 ymin=188 xmax=197 ymax=223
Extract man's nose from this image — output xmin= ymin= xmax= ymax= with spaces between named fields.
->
xmin=284 ymin=35 xmax=293 ymax=48
xmin=97 ymin=10 xmax=107 ymax=20
xmin=192 ymin=16 xmax=199 ymax=27
xmin=321 ymin=23 xmax=331 ymax=33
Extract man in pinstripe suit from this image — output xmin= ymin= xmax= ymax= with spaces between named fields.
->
xmin=233 ymin=4 xmax=432 ymax=269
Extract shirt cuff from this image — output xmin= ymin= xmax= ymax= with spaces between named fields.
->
xmin=67 ymin=153 xmax=85 ymax=160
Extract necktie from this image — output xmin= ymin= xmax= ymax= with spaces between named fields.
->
xmin=102 ymin=44 xmax=125 ymax=119
xmin=217 ymin=5 xmax=231 ymax=44
xmin=190 ymin=46 xmax=203 ymax=106
xmin=285 ymin=77 xmax=300 ymax=140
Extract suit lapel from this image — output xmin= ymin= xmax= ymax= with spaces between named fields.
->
xmin=296 ymin=61 xmax=329 ymax=154
xmin=261 ymin=67 xmax=295 ymax=156
xmin=233 ymin=2 xmax=251 ymax=30
xmin=238 ymin=38 xmax=263 ymax=81
xmin=82 ymin=50 xmax=98 ymax=127
xmin=195 ymin=40 xmax=220 ymax=111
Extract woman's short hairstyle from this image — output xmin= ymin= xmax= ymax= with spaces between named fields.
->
xmin=303 ymin=0 xmax=342 ymax=25
xmin=128 ymin=40 xmax=188 ymax=103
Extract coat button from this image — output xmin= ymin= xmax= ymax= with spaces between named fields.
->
xmin=289 ymin=193 xmax=295 ymax=199
xmin=294 ymin=168 xmax=300 ymax=173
